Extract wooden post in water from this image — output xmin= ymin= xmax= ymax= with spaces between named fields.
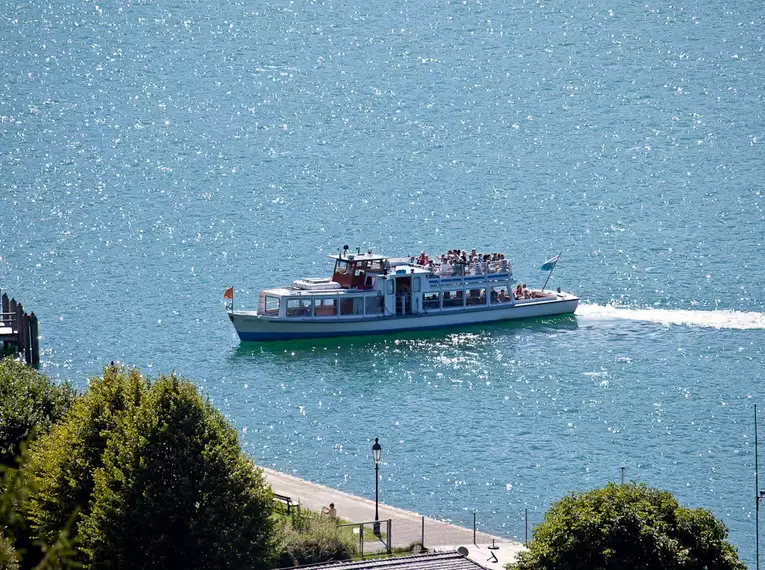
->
xmin=9 ymin=298 xmax=17 ymax=327
xmin=15 ymin=302 xmax=25 ymax=359
xmin=21 ymin=311 xmax=31 ymax=365
xmin=30 ymin=313 xmax=40 ymax=367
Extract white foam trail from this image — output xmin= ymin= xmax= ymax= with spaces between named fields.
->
xmin=576 ymin=303 xmax=765 ymax=330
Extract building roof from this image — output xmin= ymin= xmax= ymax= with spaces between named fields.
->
xmin=292 ymin=552 xmax=489 ymax=570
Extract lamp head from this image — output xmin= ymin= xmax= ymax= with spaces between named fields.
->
xmin=372 ymin=437 xmax=382 ymax=465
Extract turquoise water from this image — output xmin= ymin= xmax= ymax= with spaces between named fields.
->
xmin=2 ymin=0 xmax=764 ymax=563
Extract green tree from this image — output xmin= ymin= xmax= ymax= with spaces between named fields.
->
xmin=509 ymin=482 xmax=745 ymax=570
xmin=0 ymin=531 xmax=19 ymax=570
xmin=0 ymin=358 xmax=75 ymax=469
xmin=25 ymin=367 xmax=275 ymax=569
xmin=24 ymin=365 xmax=146 ymax=559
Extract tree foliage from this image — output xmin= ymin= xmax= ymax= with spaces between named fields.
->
xmin=24 ymin=365 xmax=146 ymax=557
xmin=0 ymin=358 xmax=75 ymax=469
xmin=0 ymin=530 xmax=19 ymax=570
xmin=509 ymin=482 xmax=745 ymax=570
xmin=24 ymin=366 xmax=275 ymax=569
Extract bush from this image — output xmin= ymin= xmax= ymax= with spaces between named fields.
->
xmin=25 ymin=366 xmax=276 ymax=569
xmin=277 ymin=509 xmax=356 ymax=567
xmin=509 ymin=482 xmax=746 ymax=570
xmin=0 ymin=358 xmax=75 ymax=469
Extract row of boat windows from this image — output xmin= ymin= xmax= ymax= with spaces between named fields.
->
xmin=263 ymin=285 xmax=514 ymax=317
xmin=423 ymin=286 xmax=513 ymax=309
xmin=264 ymin=295 xmax=384 ymax=317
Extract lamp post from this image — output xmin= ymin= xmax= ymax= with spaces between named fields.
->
xmin=372 ymin=437 xmax=382 ymax=536
xmin=757 ymin=404 xmax=762 ymax=570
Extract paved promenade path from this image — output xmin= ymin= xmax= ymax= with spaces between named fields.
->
xmin=261 ymin=467 xmax=525 ymax=569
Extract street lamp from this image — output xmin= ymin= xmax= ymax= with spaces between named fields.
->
xmin=758 ymin=489 xmax=765 ymax=570
xmin=757 ymin=404 xmax=763 ymax=570
xmin=372 ymin=437 xmax=382 ymax=536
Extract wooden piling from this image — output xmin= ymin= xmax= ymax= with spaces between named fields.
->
xmin=16 ymin=303 xmax=26 ymax=362
xmin=1 ymin=292 xmax=8 ymax=326
xmin=30 ymin=313 xmax=40 ymax=367
xmin=21 ymin=312 xmax=31 ymax=365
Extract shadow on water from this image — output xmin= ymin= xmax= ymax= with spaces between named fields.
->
xmin=230 ymin=314 xmax=578 ymax=360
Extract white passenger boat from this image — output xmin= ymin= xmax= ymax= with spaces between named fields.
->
xmin=226 ymin=249 xmax=578 ymax=341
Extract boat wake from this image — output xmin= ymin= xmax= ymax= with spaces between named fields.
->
xmin=576 ymin=303 xmax=765 ymax=330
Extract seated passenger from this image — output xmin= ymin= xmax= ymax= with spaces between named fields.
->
xmin=515 ymin=285 xmax=523 ymax=299
xmin=522 ymin=284 xmax=531 ymax=299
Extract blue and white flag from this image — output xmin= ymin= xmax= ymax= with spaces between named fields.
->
xmin=541 ymin=255 xmax=559 ymax=271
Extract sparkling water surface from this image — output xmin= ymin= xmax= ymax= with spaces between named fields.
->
xmin=2 ymin=0 xmax=763 ymax=564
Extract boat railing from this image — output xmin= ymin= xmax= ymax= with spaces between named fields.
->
xmin=429 ymin=260 xmax=511 ymax=278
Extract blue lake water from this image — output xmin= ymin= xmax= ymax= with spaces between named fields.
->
xmin=1 ymin=0 xmax=763 ymax=564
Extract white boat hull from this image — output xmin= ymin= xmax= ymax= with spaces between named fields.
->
xmin=229 ymin=295 xmax=578 ymax=341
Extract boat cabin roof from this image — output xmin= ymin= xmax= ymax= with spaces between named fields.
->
xmin=328 ymin=252 xmax=388 ymax=262
xmin=263 ymin=287 xmax=368 ymax=297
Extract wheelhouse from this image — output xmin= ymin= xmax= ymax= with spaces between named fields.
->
xmin=329 ymin=252 xmax=389 ymax=289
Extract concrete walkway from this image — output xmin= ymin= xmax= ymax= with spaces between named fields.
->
xmin=261 ymin=467 xmax=525 ymax=569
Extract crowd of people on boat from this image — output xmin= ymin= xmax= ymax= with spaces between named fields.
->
xmin=413 ymin=248 xmax=510 ymax=276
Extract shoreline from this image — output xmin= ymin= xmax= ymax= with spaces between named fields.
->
xmin=260 ymin=465 xmax=526 ymax=568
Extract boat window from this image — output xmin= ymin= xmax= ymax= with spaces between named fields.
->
xmin=335 ymin=260 xmax=350 ymax=274
xmin=264 ymin=296 xmax=280 ymax=316
xmin=442 ymin=289 xmax=464 ymax=308
xmin=413 ymin=277 xmax=421 ymax=293
xmin=314 ymin=298 xmax=338 ymax=317
xmin=286 ymin=298 xmax=313 ymax=317
xmin=340 ymin=297 xmax=364 ymax=316
xmin=365 ymin=295 xmax=384 ymax=315
xmin=491 ymin=286 xmax=512 ymax=304
xmin=467 ymin=288 xmax=486 ymax=306
xmin=386 ymin=280 xmax=394 ymax=295
xmin=423 ymin=292 xmax=440 ymax=310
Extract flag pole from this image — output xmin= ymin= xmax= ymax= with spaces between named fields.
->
xmin=542 ymin=251 xmax=562 ymax=291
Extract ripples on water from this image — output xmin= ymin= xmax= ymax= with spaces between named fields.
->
xmin=1 ymin=0 xmax=763 ymax=564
